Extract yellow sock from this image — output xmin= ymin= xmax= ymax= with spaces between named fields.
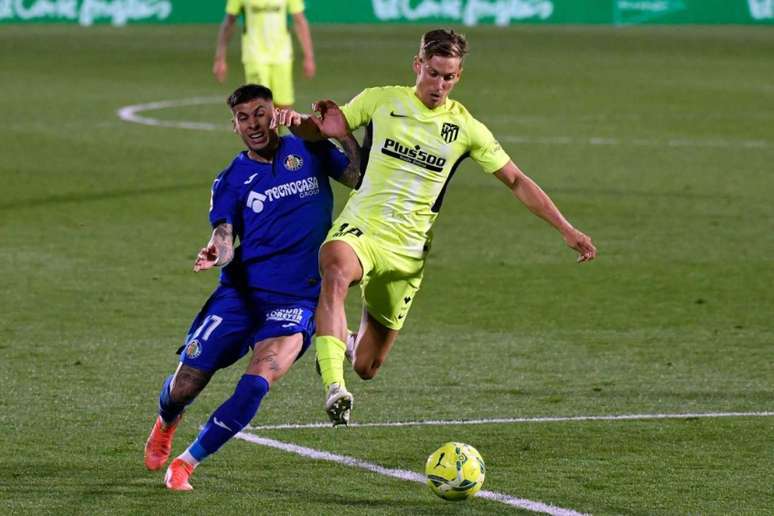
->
xmin=315 ymin=335 xmax=346 ymax=392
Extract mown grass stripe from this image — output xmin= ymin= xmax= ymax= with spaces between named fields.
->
xmin=246 ymin=411 xmax=774 ymax=431
xmin=235 ymin=432 xmax=588 ymax=515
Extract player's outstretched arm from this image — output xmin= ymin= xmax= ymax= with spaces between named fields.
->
xmin=289 ymin=99 xmax=350 ymax=142
xmin=213 ymin=14 xmax=237 ymax=83
xmin=272 ymin=108 xmax=304 ymax=130
xmin=278 ymin=108 xmax=360 ymax=188
xmin=335 ymin=134 xmax=362 ymax=189
xmin=193 ymin=223 xmax=234 ymax=272
xmin=287 ymin=114 xmax=324 ymax=141
xmin=274 ymin=107 xmax=326 ymax=142
xmin=494 ymin=162 xmax=597 ymax=263
xmin=276 ymin=107 xmax=361 ymax=188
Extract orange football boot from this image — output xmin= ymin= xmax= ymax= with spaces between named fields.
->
xmin=164 ymin=458 xmax=195 ymax=491
xmin=144 ymin=415 xmax=181 ymax=471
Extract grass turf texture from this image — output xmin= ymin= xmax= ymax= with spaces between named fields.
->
xmin=1 ymin=23 xmax=772 ymax=515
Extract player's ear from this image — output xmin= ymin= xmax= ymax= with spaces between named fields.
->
xmin=412 ymin=56 xmax=421 ymax=75
xmin=231 ymin=118 xmax=237 ymax=133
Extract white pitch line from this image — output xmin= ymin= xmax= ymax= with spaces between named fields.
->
xmin=247 ymin=411 xmax=774 ymax=431
xmin=116 ymin=97 xmax=772 ymax=150
xmin=116 ymin=96 xmax=226 ymax=131
xmin=500 ymin=134 xmax=771 ymax=149
xmin=234 ymin=432 xmax=588 ymax=516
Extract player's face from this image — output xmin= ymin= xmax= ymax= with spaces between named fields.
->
xmin=232 ymin=97 xmax=275 ymax=152
xmin=413 ymin=55 xmax=463 ymax=109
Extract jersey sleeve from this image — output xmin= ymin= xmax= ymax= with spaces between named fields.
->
xmin=225 ymin=0 xmax=243 ymax=16
xmin=288 ymin=0 xmax=305 ymax=15
xmin=468 ymin=117 xmax=511 ymax=174
xmin=307 ymin=140 xmax=349 ymax=180
xmin=208 ymin=170 xmax=241 ymax=227
xmin=340 ymin=88 xmax=380 ymax=132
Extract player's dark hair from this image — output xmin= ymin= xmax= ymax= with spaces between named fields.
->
xmin=418 ymin=29 xmax=468 ymax=61
xmin=227 ymin=84 xmax=273 ymax=109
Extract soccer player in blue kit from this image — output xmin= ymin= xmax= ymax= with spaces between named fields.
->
xmin=143 ymin=84 xmax=361 ymax=491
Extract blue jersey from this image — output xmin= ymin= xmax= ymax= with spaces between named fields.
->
xmin=208 ymin=135 xmax=348 ymax=298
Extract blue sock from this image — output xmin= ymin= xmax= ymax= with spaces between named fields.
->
xmin=158 ymin=374 xmax=187 ymax=425
xmin=187 ymin=374 xmax=270 ymax=463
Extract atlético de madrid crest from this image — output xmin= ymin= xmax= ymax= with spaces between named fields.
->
xmin=441 ymin=123 xmax=459 ymax=143
xmin=284 ymin=154 xmax=303 ymax=171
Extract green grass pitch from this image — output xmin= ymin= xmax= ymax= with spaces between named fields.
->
xmin=0 ymin=23 xmax=772 ymax=515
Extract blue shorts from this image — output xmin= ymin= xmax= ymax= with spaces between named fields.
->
xmin=177 ymin=284 xmax=316 ymax=372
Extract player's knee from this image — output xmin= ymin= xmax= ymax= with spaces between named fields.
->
xmin=321 ymin=264 xmax=351 ymax=299
xmin=354 ymin=360 xmax=381 ymax=380
xmin=248 ymin=360 xmax=284 ymax=385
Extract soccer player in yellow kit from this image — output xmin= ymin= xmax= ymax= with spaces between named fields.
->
xmin=299 ymin=29 xmax=597 ymax=425
xmin=213 ymin=0 xmax=315 ymax=108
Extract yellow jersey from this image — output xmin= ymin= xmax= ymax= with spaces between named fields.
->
xmin=339 ymin=86 xmax=511 ymax=257
xmin=226 ymin=0 xmax=304 ymax=65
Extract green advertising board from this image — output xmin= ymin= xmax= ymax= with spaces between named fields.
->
xmin=1 ymin=0 xmax=772 ymax=25
xmin=309 ymin=0 xmax=774 ymax=25
xmin=0 ymin=0 xmax=221 ymax=24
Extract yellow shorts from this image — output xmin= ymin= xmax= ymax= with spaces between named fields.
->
xmin=325 ymin=219 xmax=426 ymax=331
xmin=244 ymin=61 xmax=294 ymax=107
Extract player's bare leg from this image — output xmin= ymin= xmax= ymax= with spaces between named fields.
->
xmin=244 ymin=334 xmax=304 ymax=381
xmin=315 ymin=240 xmax=363 ymax=425
xmin=351 ymin=308 xmax=399 ymax=380
xmin=145 ymin=364 xmax=212 ymax=471
xmin=317 ymin=240 xmax=363 ymax=341
xmin=166 ymin=335 xmax=302 ymax=490
xmin=169 ymin=363 xmax=213 ymax=404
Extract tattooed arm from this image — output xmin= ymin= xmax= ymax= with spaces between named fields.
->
xmin=334 ymin=133 xmax=362 ymax=189
xmin=274 ymin=107 xmax=360 ymax=188
xmin=193 ymin=222 xmax=234 ymax=272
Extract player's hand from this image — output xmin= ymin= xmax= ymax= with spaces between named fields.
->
xmin=271 ymin=108 xmax=303 ymax=129
xmin=303 ymin=56 xmax=316 ymax=79
xmin=309 ymin=99 xmax=349 ymax=139
xmin=193 ymin=244 xmax=219 ymax=272
xmin=563 ymin=228 xmax=597 ymax=263
xmin=213 ymin=59 xmax=228 ymax=83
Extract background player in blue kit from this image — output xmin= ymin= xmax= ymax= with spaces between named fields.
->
xmin=143 ymin=84 xmax=361 ymax=491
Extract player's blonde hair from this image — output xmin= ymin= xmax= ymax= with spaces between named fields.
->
xmin=418 ymin=29 xmax=468 ymax=61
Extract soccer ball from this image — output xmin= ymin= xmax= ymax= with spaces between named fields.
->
xmin=425 ymin=442 xmax=486 ymax=501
